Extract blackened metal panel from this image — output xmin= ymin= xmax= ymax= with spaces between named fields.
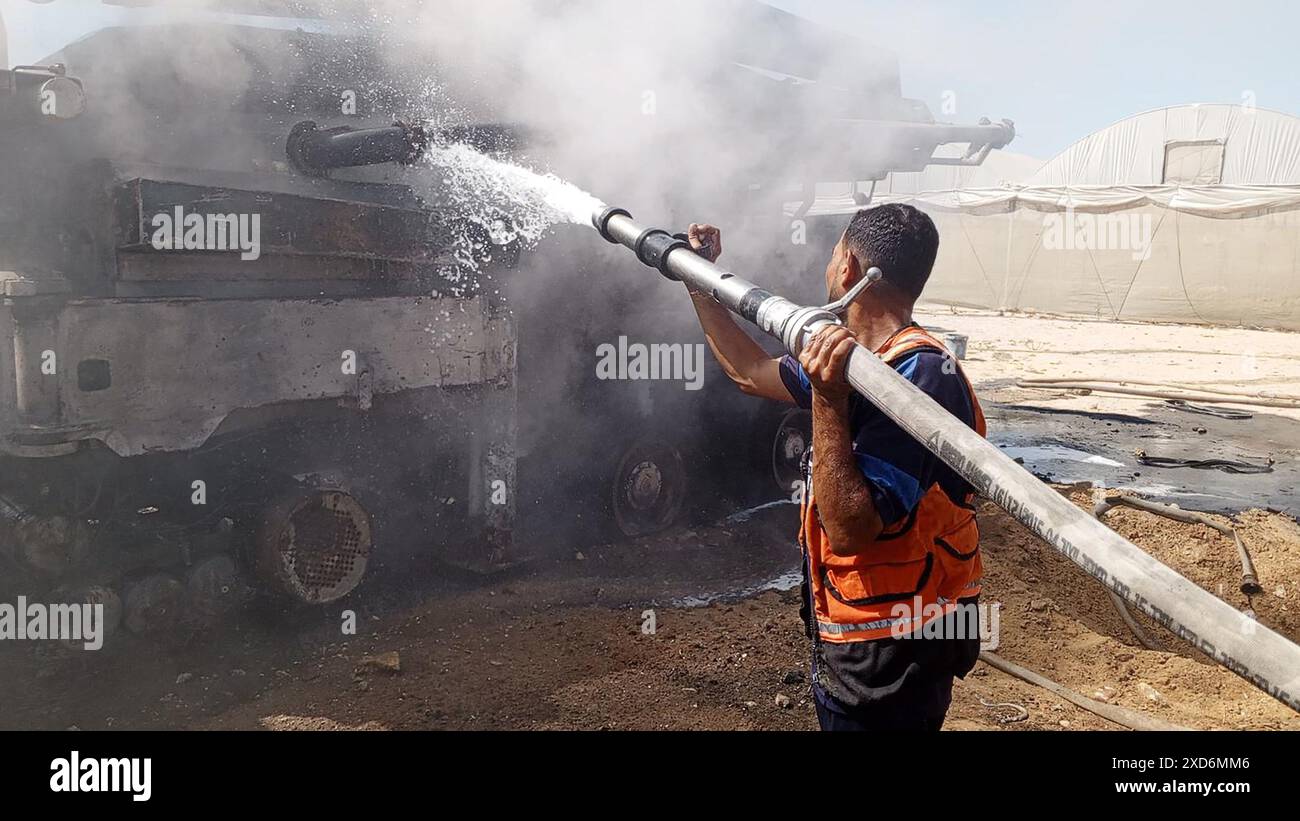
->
xmin=114 ymin=178 xmax=454 ymax=281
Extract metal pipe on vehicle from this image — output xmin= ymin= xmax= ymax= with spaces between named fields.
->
xmin=593 ymin=205 xmax=1300 ymax=713
xmin=285 ymin=120 xmax=528 ymax=176
xmin=285 ymin=121 xmax=432 ymax=176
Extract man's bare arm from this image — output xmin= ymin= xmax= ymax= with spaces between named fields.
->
xmin=685 ymin=224 xmax=792 ymax=404
xmin=800 ymin=327 xmax=883 ymax=555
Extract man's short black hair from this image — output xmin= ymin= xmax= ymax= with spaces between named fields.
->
xmin=842 ymin=203 xmax=939 ymax=301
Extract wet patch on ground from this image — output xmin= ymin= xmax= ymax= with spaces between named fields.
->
xmin=986 ymin=395 xmax=1299 ymax=516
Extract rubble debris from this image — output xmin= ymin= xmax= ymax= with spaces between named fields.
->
xmin=354 ymin=652 xmax=402 ymax=677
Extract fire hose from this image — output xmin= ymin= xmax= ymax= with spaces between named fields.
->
xmin=592 ymin=205 xmax=1300 ymax=713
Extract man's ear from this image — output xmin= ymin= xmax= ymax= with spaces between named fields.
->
xmin=841 ymin=246 xmax=863 ymax=290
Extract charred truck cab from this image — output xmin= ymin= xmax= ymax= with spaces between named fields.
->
xmin=0 ymin=13 xmax=518 ymax=637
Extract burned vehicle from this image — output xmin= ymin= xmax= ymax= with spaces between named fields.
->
xmin=0 ymin=13 xmax=518 ymax=637
xmin=0 ymin=1 xmax=1014 ymax=639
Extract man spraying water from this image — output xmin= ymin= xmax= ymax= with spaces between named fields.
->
xmin=682 ymin=206 xmax=985 ymax=732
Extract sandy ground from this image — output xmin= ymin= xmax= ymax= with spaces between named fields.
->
xmin=922 ymin=308 xmax=1300 ymax=517
xmin=918 ymin=307 xmax=1300 ymax=420
xmin=4 ymin=313 xmax=1297 ymax=731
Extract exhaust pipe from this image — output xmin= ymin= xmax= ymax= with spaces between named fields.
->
xmin=594 ymin=205 xmax=1300 ymax=713
xmin=286 ymin=121 xmax=432 ymax=176
xmin=286 ymin=120 xmax=527 ymax=176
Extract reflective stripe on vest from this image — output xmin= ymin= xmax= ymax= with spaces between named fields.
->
xmin=799 ymin=325 xmax=985 ymax=644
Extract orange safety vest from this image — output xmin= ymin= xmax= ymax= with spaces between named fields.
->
xmin=798 ymin=325 xmax=986 ymax=644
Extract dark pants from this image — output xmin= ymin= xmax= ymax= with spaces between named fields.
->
xmin=802 ymin=573 xmax=977 ymax=732
xmin=813 ymin=676 xmax=954 ymax=732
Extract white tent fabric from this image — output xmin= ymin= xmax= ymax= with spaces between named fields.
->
xmin=1031 ymin=104 xmax=1300 ymax=186
xmin=806 ymin=184 xmax=1300 ymax=218
xmin=793 ymin=105 xmax=1300 ymax=331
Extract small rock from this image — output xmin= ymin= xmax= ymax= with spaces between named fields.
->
xmin=1092 ymin=686 xmax=1117 ymax=703
xmin=355 ymin=651 xmax=402 ymax=676
xmin=175 ymin=672 xmax=194 ymax=685
xmin=782 ymin=670 xmax=806 ymax=685
xmin=575 ymin=552 xmax=586 ymax=561
xmin=775 ymin=693 xmax=793 ymax=709
xmin=1060 ymin=720 xmax=1071 ymax=728
xmin=1116 ymin=652 xmax=1135 ymax=662
xmin=1029 ymin=598 xmax=1051 ymax=612
xmin=1136 ymin=681 xmax=1165 ymax=703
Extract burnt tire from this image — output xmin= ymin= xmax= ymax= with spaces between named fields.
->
xmin=609 ymin=440 xmax=687 ymax=538
xmin=769 ymin=408 xmax=811 ymax=497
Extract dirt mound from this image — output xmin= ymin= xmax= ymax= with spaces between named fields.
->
xmin=966 ymin=489 xmax=1300 ymax=730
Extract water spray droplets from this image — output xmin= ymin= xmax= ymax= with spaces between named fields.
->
xmin=417 ymin=139 xmax=605 ymax=284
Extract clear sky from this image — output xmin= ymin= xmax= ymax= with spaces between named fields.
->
xmin=5 ymin=1 xmax=1297 ymax=161
xmin=766 ymin=0 xmax=1300 ymax=159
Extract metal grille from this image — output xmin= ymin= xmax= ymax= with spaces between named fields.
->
xmin=277 ymin=492 xmax=370 ymax=603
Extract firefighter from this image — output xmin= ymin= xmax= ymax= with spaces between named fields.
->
xmin=684 ymin=204 xmax=984 ymax=731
